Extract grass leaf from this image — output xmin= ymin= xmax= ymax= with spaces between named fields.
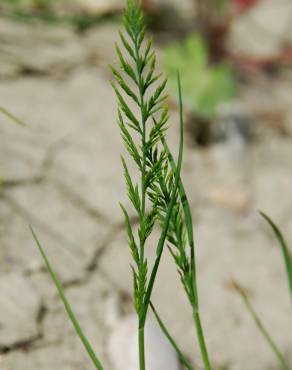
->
xmin=154 ymin=78 xmax=212 ymax=370
xmin=0 ymin=106 xmax=25 ymax=126
xmin=259 ymin=211 xmax=292 ymax=300
xmin=150 ymin=302 xmax=195 ymax=370
xmin=30 ymin=226 xmax=105 ymax=370
xmin=233 ymin=282 xmax=290 ymax=370
xmin=140 ymin=73 xmax=184 ymax=326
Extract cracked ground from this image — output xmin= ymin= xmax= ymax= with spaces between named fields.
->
xmin=1 ymin=3 xmax=292 ymax=369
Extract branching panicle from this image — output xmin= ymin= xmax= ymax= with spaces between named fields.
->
xmin=112 ymin=2 xmax=183 ymax=369
xmin=112 ymin=0 xmax=170 ymax=320
xmin=112 ymin=2 xmax=212 ymax=370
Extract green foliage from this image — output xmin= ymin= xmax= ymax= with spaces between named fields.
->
xmin=31 ymin=227 xmax=105 ymax=370
xmin=112 ymin=2 xmax=211 ymax=369
xmin=112 ymin=2 xmax=189 ymax=368
xmin=164 ymin=33 xmax=235 ymax=120
xmin=214 ymin=0 xmax=229 ymax=14
xmin=112 ymin=0 xmax=170 ymax=321
xmin=260 ymin=212 xmax=292 ymax=300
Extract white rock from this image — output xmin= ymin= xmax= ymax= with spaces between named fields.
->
xmin=108 ymin=314 xmax=181 ymax=370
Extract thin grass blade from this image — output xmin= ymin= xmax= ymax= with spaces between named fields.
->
xmin=0 ymin=106 xmax=25 ymax=126
xmin=154 ymin=78 xmax=211 ymax=370
xmin=140 ymin=73 xmax=184 ymax=326
xmin=150 ymin=302 xmax=195 ymax=370
xmin=156 ymin=122 xmax=198 ymax=301
xmin=259 ymin=211 xmax=292 ymax=300
xmin=30 ymin=226 xmax=104 ymax=370
xmin=233 ymin=282 xmax=290 ymax=370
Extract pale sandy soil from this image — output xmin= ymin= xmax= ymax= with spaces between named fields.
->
xmin=0 ymin=1 xmax=292 ymax=369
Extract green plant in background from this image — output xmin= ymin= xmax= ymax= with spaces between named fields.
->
xmin=0 ymin=0 xmax=120 ymax=30
xmin=164 ymin=33 xmax=235 ymax=120
xmin=233 ymin=212 xmax=292 ymax=370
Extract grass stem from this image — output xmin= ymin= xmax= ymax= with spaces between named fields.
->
xmin=192 ymin=309 xmax=212 ymax=370
xmin=157 ymin=80 xmax=212 ymax=370
xmin=138 ymin=326 xmax=146 ymax=370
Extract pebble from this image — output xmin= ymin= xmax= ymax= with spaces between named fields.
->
xmin=108 ymin=314 xmax=181 ymax=370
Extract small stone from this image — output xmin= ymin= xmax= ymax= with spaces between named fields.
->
xmin=108 ymin=314 xmax=180 ymax=370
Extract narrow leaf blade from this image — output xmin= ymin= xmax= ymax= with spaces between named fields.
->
xmin=233 ymin=282 xmax=290 ymax=370
xmin=141 ymin=73 xmax=184 ymax=326
xmin=0 ymin=106 xmax=25 ymax=126
xmin=150 ymin=302 xmax=195 ymax=370
xmin=30 ymin=227 xmax=104 ymax=370
xmin=260 ymin=211 xmax=292 ymax=300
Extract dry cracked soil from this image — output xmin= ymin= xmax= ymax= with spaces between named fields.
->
xmin=0 ymin=1 xmax=292 ymax=369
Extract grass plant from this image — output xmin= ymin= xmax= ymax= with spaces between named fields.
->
xmin=112 ymin=1 xmax=184 ymax=366
xmin=30 ymin=1 xmax=291 ymax=370
xmin=112 ymin=1 xmax=211 ymax=368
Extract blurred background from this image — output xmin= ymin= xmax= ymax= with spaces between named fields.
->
xmin=0 ymin=0 xmax=292 ymax=369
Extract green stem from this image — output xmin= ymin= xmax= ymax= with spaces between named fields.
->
xmin=138 ymin=326 xmax=146 ymax=370
xmin=192 ymin=308 xmax=212 ymax=370
xmin=157 ymin=83 xmax=212 ymax=370
xmin=134 ymin=30 xmax=147 ymax=370
xmin=140 ymin=73 xmax=184 ymax=328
